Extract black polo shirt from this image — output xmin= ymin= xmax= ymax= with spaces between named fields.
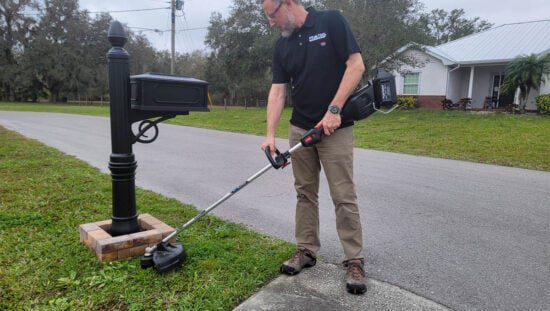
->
xmin=272 ymin=7 xmax=361 ymax=130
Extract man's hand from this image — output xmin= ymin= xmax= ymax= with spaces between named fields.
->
xmin=315 ymin=111 xmax=341 ymax=136
xmin=261 ymin=136 xmax=277 ymax=155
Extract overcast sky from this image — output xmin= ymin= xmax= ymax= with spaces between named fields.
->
xmin=79 ymin=0 xmax=550 ymax=53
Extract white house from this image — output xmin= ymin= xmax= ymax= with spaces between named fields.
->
xmin=393 ymin=19 xmax=550 ymax=110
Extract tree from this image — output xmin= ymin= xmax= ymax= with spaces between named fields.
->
xmin=147 ymin=50 xmax=208 ymax=79
xmin=205 ymin=0 xmax=278 ymax=105
xmin=316 ymin=0 xmax=432 ymax=76
xmin=0 ymin=0 xmax=36 ymax=101
xmin=125 ymin=32 xmax=157 ymax=74
xmin=1 ymin=1 xmax=169 ymax=102
xmin=83 ymin=13 xmax=112 ymax=101
xmin=419 ymin=9 xmax=492 ymax=45
xmin=502 ymin=54 xmax=550 ymax=113
xmin=176 ymin=50 xmax=208 ymax=79
xmin=26 ymin=0 xmax=92 ymax=102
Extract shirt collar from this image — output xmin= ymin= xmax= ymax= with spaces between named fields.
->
xmin=303 ymin=7 xmax=316 ymax=28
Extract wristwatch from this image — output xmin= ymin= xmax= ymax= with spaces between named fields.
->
xmin=328 ymin=105 xmax=341 ymax=114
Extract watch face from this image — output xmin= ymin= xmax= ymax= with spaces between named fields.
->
xmin=329 ymin=105 xmax=340 ymax=114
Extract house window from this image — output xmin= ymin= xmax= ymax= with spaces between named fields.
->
xmin=403 ymin=73 xmax=420 ymax=95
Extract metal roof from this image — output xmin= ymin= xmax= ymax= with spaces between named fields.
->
xmin=427 ymin=19 xmax=550 ymax=65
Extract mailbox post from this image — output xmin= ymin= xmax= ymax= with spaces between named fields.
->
xmin=106 ymin=21 xmax=209 ymax=237
xmin=107 ymin=21 xmax=139 ymax=236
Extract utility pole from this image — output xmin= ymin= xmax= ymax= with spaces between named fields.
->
xmin=171 ymin=0 xmax=176 ymax=74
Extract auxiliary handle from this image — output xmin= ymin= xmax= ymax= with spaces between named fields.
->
xmin=264 ymin=147 xmax=289 ymax=169
xmin=264 ymin=127 xmax=325 ymax=169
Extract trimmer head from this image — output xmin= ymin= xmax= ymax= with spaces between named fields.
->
xmin=140 ymin=242 xmax=187 ymax=273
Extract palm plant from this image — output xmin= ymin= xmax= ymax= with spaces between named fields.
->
xmin=502 ymin=54 xmax=550 ymax=113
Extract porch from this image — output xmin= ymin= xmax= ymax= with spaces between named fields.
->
xmin=446 ymin=64 xmax=544 ymax=111
xmin=446 ymin=65 xmax=515 ymax=109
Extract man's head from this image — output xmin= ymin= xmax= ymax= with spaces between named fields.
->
xmin=262 ymin=0 xmax=305 ymax=38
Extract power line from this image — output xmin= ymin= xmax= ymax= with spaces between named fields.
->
xmin=87 ymin=7 xmax=170 ymax=14
xmin=177 ymin=15 xmax=192 ymax=51
xmin=127 ymin=26 xmax=208 ymax=33
xmin=176 ymin=26 xmax=208 ymax=32
xmin=127 ymin=26 xmax=165 ymax=33
xmin=23 ymin=7 xmax=170 ymax=16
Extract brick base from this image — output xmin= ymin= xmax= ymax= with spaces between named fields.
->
xmin=417 ymin=95 xmax=446 ymax=109
xmin=79 ymin=214 xmax=176 ymax=262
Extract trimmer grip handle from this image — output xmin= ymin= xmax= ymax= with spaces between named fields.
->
xmin=300 ymin=128 xmax=324 ymax=147
xmin=265 ymin=147 xmax=288 ymax=169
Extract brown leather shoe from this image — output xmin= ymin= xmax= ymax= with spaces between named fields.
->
xmin=344 ymin=258 xmax=367 ymax=294
xmin=280 ymin=246 xmax=317 ymax=275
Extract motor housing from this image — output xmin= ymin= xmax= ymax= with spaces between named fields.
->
xmin=341 ymin=69 xmax=397 ymax=122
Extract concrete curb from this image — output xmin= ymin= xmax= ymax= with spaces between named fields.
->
xmin=234 ymin=262 xmax=452 ymax=311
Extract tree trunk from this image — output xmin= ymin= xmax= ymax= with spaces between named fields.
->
xmin=50 ymin=89 xmax=61 ymax=103
xmin=5 ymin=84 xmax=15 ymax=102
xmin=1 ymin=83 xmax=8 ymax=101
xmin=521 ymin=90 xmax=530 ymax=114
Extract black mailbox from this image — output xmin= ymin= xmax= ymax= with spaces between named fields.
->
xmin=130 ymin=72 xmax=209 ymax=114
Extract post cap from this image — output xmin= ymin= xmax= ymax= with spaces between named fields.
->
xmin=108 ymin=21 xmax=127 ymax=47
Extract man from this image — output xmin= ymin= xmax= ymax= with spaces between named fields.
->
xmin=260 ymin=0 xmax=367 ymax=294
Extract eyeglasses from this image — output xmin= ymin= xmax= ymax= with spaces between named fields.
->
xmin=267 ymin=1 xmax=283 ymax=20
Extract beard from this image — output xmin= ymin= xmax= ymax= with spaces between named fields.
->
xmin=280 ymin=13 xmax=297 ymax=38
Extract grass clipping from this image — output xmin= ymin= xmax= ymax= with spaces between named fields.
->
xmin=0 ymin=126 xmax=293 ymax=310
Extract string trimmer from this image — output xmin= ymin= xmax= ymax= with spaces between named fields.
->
xmin=140 ymin=69 xmax=398 ymax=273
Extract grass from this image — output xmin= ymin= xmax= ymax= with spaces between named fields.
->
xmin=0 ymin=102 xmax=109 ymax=117
xmin=0 ymin=126 xmax=294 ymax=310
xmin=1 ymin=102 xmax=549 ymax=171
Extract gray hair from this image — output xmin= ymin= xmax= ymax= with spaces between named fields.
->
xmin=261 ymin=0 xmax=301 ymax=5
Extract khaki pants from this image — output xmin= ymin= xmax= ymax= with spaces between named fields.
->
xmin=289 ymin=124 xmax=363 ymax=260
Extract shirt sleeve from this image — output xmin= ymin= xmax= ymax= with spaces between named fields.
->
xmin=326 ymin=10 xmax=361 ymax=63
xmin=272 ymin=40 xmax=290 ymax=84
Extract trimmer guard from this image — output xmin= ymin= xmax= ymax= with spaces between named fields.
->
xmin=152 ymin=242 xmax=187 ymax=273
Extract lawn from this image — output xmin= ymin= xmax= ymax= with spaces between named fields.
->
xmin=1 ymin=102 xmax=549 ymax=171
xmin=0 ymin=126 xmax=294 ymax=310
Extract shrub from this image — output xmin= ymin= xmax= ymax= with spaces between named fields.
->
xmin=441 ymin=98 xmax=453 ymax=110
xmin=535 ymin=94 xmax=550 ymax=114
xmin=397 ymin=96 xmax=417 ymax=110
xmin=459 ymin=97 xmax=472 ymax=110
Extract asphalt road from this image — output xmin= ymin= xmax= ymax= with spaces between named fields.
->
xmin=1 ymin=111 xmax=548 ymax=311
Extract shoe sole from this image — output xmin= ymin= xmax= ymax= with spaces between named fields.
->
xmin=280 ymin=259 xmax=317 ymax=275
xmin=346 ymin=283 xmax=367 ymax=295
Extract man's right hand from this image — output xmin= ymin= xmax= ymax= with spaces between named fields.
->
xmin=261 ymin=136 xmax=277 ymax=155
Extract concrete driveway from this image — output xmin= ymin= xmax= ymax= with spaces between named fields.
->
xmin=1 ymin=111 xmax=548 ymax=311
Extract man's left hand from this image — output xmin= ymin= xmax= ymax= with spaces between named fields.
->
xmin=315 ymin=112 xmax=341 ymax=136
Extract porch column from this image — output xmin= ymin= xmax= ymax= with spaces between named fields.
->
xmin=514 ymin=87 xmax=521 ymax=109
xmin=468 ymin=66 xmax=475 ymax=99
